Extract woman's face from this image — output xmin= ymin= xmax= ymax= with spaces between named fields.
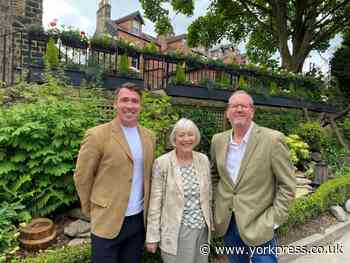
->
xmin=175 ymin=128 xmax=196 ymax=153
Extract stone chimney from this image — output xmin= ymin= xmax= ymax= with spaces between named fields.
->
xmin=96 ymin=0 xmax=111 ymax=35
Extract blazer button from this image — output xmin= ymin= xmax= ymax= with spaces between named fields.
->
xmin=129 ymin=178 xmax=132 ymax=183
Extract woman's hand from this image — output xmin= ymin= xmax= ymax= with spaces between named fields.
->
xmin=146 ymin=242 xmax=158 ymax=253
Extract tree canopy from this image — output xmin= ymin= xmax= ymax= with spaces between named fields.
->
xmin=331 ymin=32 xmax=350 ymax=98
xmin=140 ymin=0 xmax=350 ymax=72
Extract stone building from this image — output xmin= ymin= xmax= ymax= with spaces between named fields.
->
xmin=0 ymin=0 xmax=43 ymax=85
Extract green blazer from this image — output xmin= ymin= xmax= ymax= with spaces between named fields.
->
xmin=210 ymin=123 xmax=295 ymax=246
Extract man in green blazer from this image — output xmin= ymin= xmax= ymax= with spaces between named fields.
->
xmin=211 ymin=90 xmax=295 ymax=263
xmin=74 ymin=83 xmax=156 ymax=263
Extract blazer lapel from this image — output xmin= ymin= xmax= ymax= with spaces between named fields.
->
xmin=193 ymin=152 xmax=206 ymax=204
xmin=219 ymin=130 xmax=234 ymax=186
xmin=170 ymin=150 xmax=184 ymax=195
xmin=138 ymin=125 xmax=150 ymax=173
xmin=234 ymin=125 xmax=260 ymax=188
xmin=111 ymin=118 xmax=133 ymax=161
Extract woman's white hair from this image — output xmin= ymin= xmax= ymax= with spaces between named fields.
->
xmin=169 ymin=118 xmax=201 ymax=148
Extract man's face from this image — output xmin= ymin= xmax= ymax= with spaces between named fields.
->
xmin=226 ymin=93 xmax=254 ymax=129
xmin=113 ymin=88 xmax=141 ymax=127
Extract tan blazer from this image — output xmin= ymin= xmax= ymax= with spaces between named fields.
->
xmin=211 ymin=124 xmax=295 ymax=246
xmin=146 ymin=150 xmax=213 ymax=255
xmin=74 ymin=118 xmax=156 ymax=239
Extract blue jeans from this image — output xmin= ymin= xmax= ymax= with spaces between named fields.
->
xmin=223 ymin=215 xmax=278 ymax=263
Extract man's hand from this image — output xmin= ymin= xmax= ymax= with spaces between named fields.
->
xmin=146 ymin=242 xmax=158 ymax=253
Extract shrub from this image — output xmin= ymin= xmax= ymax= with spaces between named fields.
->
xmin=44 ymin=38 xmax=59 ymax=69
xmin=278 ymin=172 xmax=350 ymax=235
xmin=294 ymin=121 xmax=334 ymax=152
xmin=0 ymin=202 xmax=31 ymax=262
xmin=285 ymin=134 xmax=310 ymax=168
xmin=338 ymin=113 xmax=350 ymax=144
xmin=175 ymin=64 xmax=187 ymax=85
xmin=254 ymin=108 xmax=304 ymax=135
xmin=118 ymin=54 xmax=129 ymax=76
xmin=175 ymin=106 xmax=220 ymax=156
xmin=140 ymin=93 xmax=178 ymax=156
xmin=0 ymin=79 xmax=100 ymax=217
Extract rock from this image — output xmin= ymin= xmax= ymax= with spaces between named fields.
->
xmin=77 ymin=231 xmax=91 ymax=238
xmin=311 ymin=152 xmax=322 ymax=162
xmin=296 ymin=177 xmax=313 ymax=186
xmin=64 ymin=219 xmax=90 ymax=238
xmin=295 ymin=188 xmax=312 ymax=198
xmin=345 ymin=199 xmax=350 ymax=213
xmin=330 ymin=206 xmax=347 ymax=222
xmin=67 ymin=208 xmax=90 ymax=222
xmin=295 ymin=171 xmax=305 ymax=178
xmin=68 ymin=238 xmax=90 ymax=246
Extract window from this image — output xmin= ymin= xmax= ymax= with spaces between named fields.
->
xmin=132 ymin=20 xmax=140 ymax=34
xmin=131 ymin=57 xmax=139 ymax=69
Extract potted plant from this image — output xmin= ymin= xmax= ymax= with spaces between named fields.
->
xmin=59 ymin=26 xmax=89 ymax=49
xmin=90 ymin=34 xmax=116 ymax=53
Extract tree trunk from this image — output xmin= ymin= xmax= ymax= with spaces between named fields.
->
xmin=280 ymin=52 xmax=307 ymax=73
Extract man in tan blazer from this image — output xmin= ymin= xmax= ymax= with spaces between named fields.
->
xmin=211 ymin=90 xmax=295 ymax=263
xmin=74 ymin=82 xmax=156 ymax=263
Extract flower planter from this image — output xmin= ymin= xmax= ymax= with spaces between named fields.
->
xmin=103 ymin=74 xmax=144 ymax=90
xmin=90 ymin=44 xmax=116 ymax=54
xmin=27 ymin=31 xmax=49 ymax=42
xmin=60 ymin=35 xmax=88 ymax=49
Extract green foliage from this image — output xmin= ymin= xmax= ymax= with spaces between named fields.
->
xmin=0 ymin=78 xmax=100 ymax=217
xmin=0 ymin=202 xmax=30 ymax=262
xmin=11 ymin=244 xmax=91 ymax=263
xmin=59 ymin=26 xmax=89 ymax=48
xmin=175 ymin=106 xmax=220 ymax=156
xmin=254 ymin=108 xmax=304 ymax=135
xmin=338 ymin=113 xmax=350 ymax=144
xmin=44 ymin=38 xmax=59 ymax=69
xmin=140 ymin=93 xmax=178 ymax=156
xmin=285 ymin=134 xmax=310 ymax=167
xmin=11 ymin=243 xmax=163 ymax=263
xmin=118 ymin=54 xmax=129 ymax=76
xmin=294 ymin=121 xmax=333 ymax=152
xmin=175 ymin=64 xmax=187 ymax=84
xmin=141 ymin=0 xmax=350 ymax=72
xmin=90 ymin=34 xmax=115 ymax=51
xmin=278 ymin=173 xmax=350 ymax=235
xmin=331 ymin=32 xmax=350 ymax=99
xmin=143 ymin=42 xmax=158 ymax=54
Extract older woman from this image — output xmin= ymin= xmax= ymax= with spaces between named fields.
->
xmin=146 ymin=118 xmax=213 ymax=263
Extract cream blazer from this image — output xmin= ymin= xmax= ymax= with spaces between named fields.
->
xmin=146 ymin=150 xmax=213 ymax=255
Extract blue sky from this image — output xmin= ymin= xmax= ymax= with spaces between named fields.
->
xmin=43 ymin=0 xmax=341 ymax=74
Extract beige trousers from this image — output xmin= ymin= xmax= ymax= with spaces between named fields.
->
xmin=161 ymin=224 xmax=209 ymax=263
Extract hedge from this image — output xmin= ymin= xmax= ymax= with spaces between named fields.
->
xmin=277 ymin=172 xmax=350 ymax=234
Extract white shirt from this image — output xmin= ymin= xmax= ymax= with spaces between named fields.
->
xmin=121 ymin=125 xmax=144 ymax=216
xmin=226 ymin=122 xmax=254 ymax=184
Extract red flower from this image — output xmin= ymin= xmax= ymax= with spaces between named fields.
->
xmin=80 ymin=31 xmax=86 ymax=37
xmin=49 ymin=21 xmax=57 ymax=27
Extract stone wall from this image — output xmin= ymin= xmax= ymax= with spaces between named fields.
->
xmin=0 ymin=0 xmax=43 ymax=85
